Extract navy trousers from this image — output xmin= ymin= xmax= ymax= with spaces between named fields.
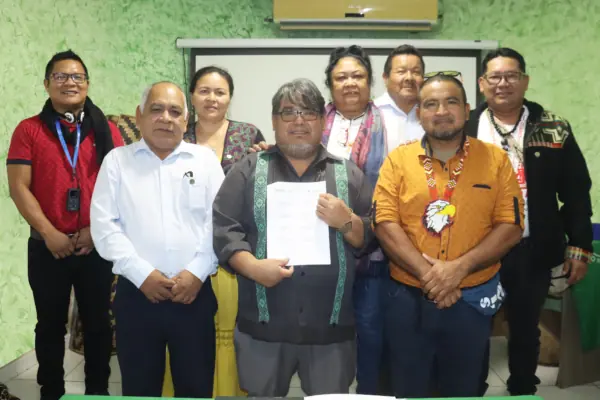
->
xmin=113 ymin=276 xmax=217 ymax=398
xmin=384 ymin=279 xmax=491 ymax=398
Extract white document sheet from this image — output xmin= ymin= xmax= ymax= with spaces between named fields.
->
xmin=306 ymin=395 xmax=399 ymax=400
xmin=266 ymin=181 xmax=331 ymax=266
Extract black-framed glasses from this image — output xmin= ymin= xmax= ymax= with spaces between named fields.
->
xmin=49 ymin=72 xmax=88 ymax=84
xmin=482 ymin=71 xmax=527 ymax=85
xmin=424 ymin=70 xmax=463 ymax=82
xmin=275 ymin=109 xmax=320 ymax=122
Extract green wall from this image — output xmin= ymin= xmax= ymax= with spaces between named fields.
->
xmin=0 ymin=0 xmax=598 ymax=365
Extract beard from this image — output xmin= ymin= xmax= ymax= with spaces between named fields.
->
xmin=278 ymin=143 xmax=319 ymax=160
xmin=427 ymin=127 xmax=463 ymax=141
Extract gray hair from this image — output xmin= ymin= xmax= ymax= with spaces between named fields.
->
xmin=271 ymin=78 xmax=326 ymax=115
xmin=139 ymin=81 xmax=189 ymax=117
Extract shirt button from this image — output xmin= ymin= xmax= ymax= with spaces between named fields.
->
xmin=301 ymin=271 xmax=306 ymax=276
xmin=299 ymin=307 xmax=303 ymax=313
xmin=441 ymin=250 xmax=445 ymax=254
xmin=444 ymin=167 xmax=449 ymax=172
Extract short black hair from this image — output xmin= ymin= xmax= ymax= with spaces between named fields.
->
xmin=325 ymin=45 xmax=373 ymax=89
xmin=482 ymin=47 xmax=526 ymax=74
xmin=383 ymin=45 xmax=425 ymax=76
xmin=189 ymin=66 xmax=234 ymax=97
xmin=45 ymin=49 xmax=88 ymax=80
xmin=420 ymin=75 xmax=467 ymax=105
xmin=272 ymin=78 xmax=326 ymax=116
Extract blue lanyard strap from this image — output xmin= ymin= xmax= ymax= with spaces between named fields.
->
xmin=55 ymin=120 xmax=81 ymax=177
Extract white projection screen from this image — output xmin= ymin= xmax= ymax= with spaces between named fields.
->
xmin=178 ymin=39 xmax=498 ymax=143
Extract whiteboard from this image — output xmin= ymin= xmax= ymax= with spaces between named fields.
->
xmin=183 ymin=39 xmax=497 ymax=144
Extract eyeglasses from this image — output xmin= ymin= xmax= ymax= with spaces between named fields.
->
xmin=276 ymin=109 xmax=320 ymax=122
xmin=482 ymin=71 xmax=526 ymax=85
xmin=424 ymin=70 xmax=463 ymax=82
xmin=49 ymin=72 xmax=88 ymax=84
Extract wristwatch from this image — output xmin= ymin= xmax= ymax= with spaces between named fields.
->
xmin=337 ymin=207 xmax=354 ymax=234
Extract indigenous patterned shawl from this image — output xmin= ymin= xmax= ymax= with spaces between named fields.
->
xmin=321 ymin=101 xmax=387 ymax=188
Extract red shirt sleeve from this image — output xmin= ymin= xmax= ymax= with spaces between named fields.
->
xmin=109 ymin=121 xmax=125 ymax=148
xmin=7 ymin=120 xmax=34 ymax=165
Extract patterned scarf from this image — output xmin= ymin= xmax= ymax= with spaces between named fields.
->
xmin=321 ymin=101 xmax=387 ymax=188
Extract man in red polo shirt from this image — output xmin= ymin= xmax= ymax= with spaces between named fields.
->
xmin=6 ymin=50 xmax=124 ymax=400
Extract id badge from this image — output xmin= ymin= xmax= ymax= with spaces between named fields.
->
xmin=66 ymin=188 xmax=80 ymax=211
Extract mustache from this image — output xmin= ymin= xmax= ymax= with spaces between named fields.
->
xmin=433 ymin=118 xmax=455 ymax=124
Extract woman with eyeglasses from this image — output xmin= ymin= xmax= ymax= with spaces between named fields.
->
xmin=162 ymin=65 xmax=263 ymax=398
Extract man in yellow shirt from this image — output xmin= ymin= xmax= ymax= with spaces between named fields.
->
xmin=372 ymin=74 xmax=524 ymax=398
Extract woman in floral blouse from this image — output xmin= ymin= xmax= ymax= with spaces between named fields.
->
xmin=162 ymin=66 xmax=263 ymax=398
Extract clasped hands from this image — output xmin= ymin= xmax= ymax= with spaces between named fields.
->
xmin=140 ymin=270 xmax=202 ymax=304
xmin=420 ymin=254 xmax=470 ymax=309
xmin=44 ymin=227 xmax=94 ymax=259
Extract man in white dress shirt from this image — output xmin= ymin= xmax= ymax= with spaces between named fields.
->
xmin=356 ymin=45 xmax=426 ymax=394
xmin=90 ymin=81 xmax=224 ymax=398
xmin=374 ymin=45 xmax=425 ymax=152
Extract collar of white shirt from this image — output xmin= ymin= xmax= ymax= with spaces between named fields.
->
xmin=133 ymin=138 xmax=196 ymax=160
xmin=374 ymin=91 xmax=418 ymax=118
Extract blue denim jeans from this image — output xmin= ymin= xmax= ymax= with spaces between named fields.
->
xmin=353 ymin=261 xmax=389 ymax=394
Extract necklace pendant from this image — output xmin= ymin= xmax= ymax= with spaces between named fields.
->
xmin=422 ymin=199 xmax=456 ymax=236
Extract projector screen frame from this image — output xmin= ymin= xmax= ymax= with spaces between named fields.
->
xmin=178 ymin=39 xmax=498 ymax=136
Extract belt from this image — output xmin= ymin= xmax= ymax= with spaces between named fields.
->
xmin=30 ymin=228 xmax=44 ymax=241
xmin=30 ymin=228 xmax=75 ymax=241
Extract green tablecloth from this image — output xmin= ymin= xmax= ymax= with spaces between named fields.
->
xmin=571 ymin=240 xmax=600 ymax=351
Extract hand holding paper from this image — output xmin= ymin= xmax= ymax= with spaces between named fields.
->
xmin=316 ymin=193 xmax=352 ymax=229
xmin=267 ymin=181 xmax=331 ymax=266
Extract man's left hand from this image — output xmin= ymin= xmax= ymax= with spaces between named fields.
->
xmin=564 ymin=258 xmax=588 ymax=285
xmin=72 ymin=227 xmax=94 ymax=256
xmin=316 ymin=193 xmax=352 ymax=229
xmin=421 ymin=253 xmax=469 ymax=303
xmin=171 ymin=270 xmax=203 ymax=304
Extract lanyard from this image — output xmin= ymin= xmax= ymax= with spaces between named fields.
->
xmin=55 ymin=120 xmax=81 ymax=178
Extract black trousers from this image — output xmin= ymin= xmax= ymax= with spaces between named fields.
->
xmin=113 ymin=276 xmax=217 ymax=398
xmin=27 ymin=238 xmax=114 ymax=399
xmin=479 ymin=239 xmax=551 ymax=396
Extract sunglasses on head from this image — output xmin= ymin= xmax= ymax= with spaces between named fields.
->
xmin=423 ymin=70 xmax=463 ymax=82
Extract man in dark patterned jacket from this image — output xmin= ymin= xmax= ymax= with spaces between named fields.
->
xmin=468 ymin=47 xmax=593 ymax=396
